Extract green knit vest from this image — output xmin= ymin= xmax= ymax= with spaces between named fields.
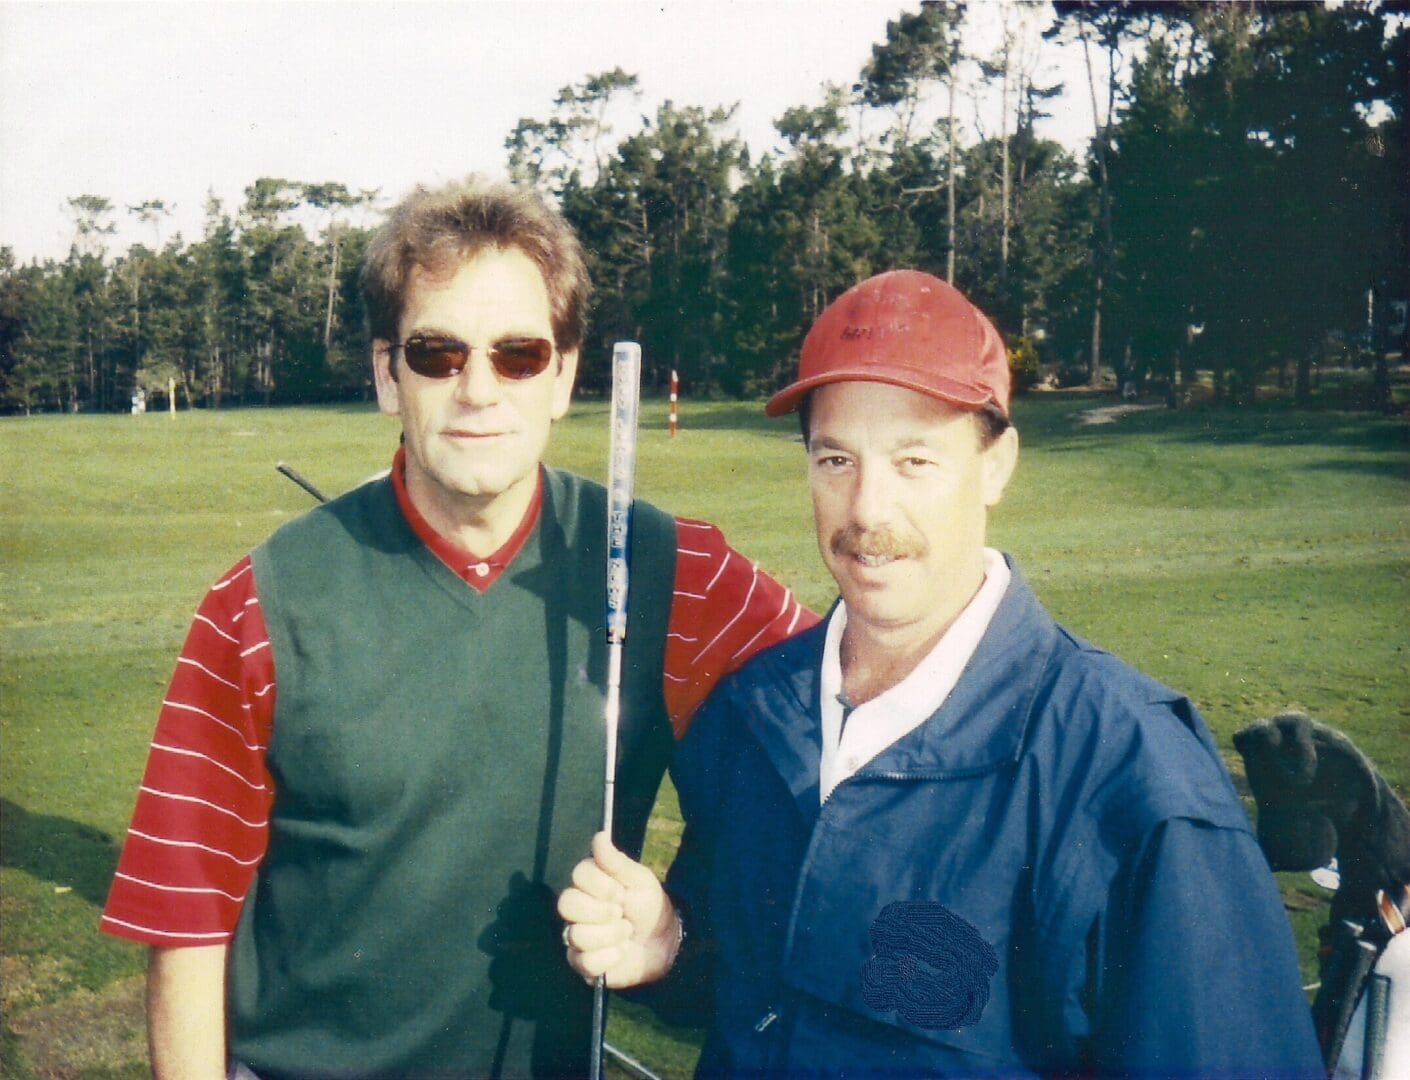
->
xmin=231 ymin=468 xmax=676 ymax=1078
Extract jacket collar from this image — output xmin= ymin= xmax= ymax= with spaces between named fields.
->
xmin=740 ymin=618 xmax=828 ymax=815
xmin=744 ymin=557 xmax=1058 ymax=811
xmin=884 ymin=556 xmax=1057 ymax=776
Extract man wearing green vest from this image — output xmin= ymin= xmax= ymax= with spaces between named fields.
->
xmin=101 ymin=179 xmax=812 ymax=1077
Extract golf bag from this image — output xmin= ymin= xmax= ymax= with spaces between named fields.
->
xmin=1234 ymin=712 xmax=1410 ymax=1079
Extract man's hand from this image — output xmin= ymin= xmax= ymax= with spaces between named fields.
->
xmin=557 ymin=831 xmax=682 ymax=988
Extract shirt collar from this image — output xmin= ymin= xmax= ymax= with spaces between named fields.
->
xmin=819 ymin=547 xmax=1011 ymax=801
xmin=390 ymin=445 xmax=542 ymax=593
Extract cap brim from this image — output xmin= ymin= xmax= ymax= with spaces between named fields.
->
xmin=764 ymin=369 xmax=996 ymax=418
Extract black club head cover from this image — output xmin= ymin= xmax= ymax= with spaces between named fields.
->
xmin=1234 ymin=711 xmax=1410 ymax=926
xmin=1233 ymin=711 xmax=1367 ymax=873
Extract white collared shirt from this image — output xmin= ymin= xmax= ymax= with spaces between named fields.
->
xmin=818 ymin=547 xmax=1011 ymax=803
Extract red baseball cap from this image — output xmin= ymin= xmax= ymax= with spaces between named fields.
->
xmin=764 ymin=269 xmax=1010 ymax=418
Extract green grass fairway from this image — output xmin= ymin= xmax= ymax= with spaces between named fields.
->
xmin=2 ymin=392 xmax=1407 ymax=1077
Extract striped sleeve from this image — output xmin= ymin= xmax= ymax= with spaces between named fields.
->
xmin=664 ymin=518 xmax=818 ymax=738
xmin=100 ymin=556 xmax=276 ymax=946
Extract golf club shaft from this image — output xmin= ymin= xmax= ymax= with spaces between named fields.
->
xmin=276 ymin=462 xmax=328 ymax=504
xmin=594 ymin=341 xmax=642 ymax=1080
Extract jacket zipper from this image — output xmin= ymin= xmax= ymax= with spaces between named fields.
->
xmin=753 ymin=1006 xmax=784 ymax=1072
xmin=850 ymin=765 xmax=1005 ymax=784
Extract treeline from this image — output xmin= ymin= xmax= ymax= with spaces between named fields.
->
xmin=1 ymin=1 xmax=1404 ymax=415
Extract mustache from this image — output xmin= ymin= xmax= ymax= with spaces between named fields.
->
xmin=830 ymin=524 xmax=926 ymax=560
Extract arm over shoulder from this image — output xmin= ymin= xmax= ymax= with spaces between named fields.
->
xmin=663 ymin=519 xmax=815 ymax=736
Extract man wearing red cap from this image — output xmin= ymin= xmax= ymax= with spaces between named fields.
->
xmin=560 ymin=271 xmax=1324 ymax=1077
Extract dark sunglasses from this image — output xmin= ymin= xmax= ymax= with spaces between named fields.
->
xmin=397 ymin=334 xmax=555 ymax=381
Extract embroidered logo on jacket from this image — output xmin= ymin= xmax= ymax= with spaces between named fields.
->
xmin=860 ymin=900 xmax=999 ymax=1030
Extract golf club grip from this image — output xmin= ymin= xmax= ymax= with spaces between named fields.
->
xmin=606 ymin=343 xmax=642 ymax=643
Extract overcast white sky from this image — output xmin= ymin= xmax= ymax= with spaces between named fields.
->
xmin=1 ymin=1 xmax=1094 ymax=264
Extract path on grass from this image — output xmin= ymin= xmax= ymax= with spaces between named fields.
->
xmin=1077 ymin=403 xmax=1165 ymax=425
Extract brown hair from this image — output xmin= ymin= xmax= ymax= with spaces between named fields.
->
xmin=360 ymin=178 xmax=591 ymax=352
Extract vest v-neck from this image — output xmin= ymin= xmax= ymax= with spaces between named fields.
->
xmin=390 ymin=446 xmax=543 ymax=593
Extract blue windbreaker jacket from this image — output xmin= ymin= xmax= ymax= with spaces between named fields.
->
xmin=654 ymin=560 xmax=1324 ymax=1079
